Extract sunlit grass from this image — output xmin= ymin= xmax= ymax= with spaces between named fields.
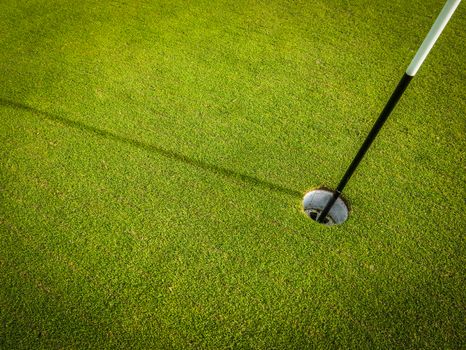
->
xmin=1 ymin=0 xmax=464 ymax=348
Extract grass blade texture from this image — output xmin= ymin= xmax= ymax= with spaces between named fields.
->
xmin=1 ymin=0 xmax=465 ymax=349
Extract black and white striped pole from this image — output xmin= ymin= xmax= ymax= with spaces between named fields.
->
xmin=304 ymin=0 xmax=461 ymax=225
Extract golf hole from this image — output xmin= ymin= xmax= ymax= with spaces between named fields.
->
xmin=303 ymin=189 xmax=349 ymax=226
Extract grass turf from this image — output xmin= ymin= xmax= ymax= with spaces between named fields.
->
xmin=1 ymin=0 xmax=465 ymax=348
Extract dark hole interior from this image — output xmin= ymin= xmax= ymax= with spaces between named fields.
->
xmin=308 ymin=210 xmax=330 ymax=224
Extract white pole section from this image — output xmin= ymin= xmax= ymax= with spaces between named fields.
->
xmin=406 ymin=0 xmax=461 ymax=76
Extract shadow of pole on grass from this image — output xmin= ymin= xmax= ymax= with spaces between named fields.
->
xmin=0 ymin=98 xmax=302 ymax=198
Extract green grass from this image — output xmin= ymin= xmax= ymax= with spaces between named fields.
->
xmin=1 ymin=0 xmax=465 ymax=348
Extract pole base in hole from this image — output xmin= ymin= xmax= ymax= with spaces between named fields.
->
xmin=303 ymin=189 xmax=349 ymax=226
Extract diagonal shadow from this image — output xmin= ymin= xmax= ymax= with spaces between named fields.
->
xmin=0 ymin=98 xmax=302 ymax=198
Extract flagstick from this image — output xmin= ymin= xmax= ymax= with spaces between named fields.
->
xmin=317 ymin=0 xmax=461 ymax=223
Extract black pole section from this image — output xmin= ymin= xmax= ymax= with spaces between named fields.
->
xmin=317 ymin=72 xmax=413 ymax=223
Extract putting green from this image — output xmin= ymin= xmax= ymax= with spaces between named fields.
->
xmin=1 ymin=0 xmax=465 ymax=348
